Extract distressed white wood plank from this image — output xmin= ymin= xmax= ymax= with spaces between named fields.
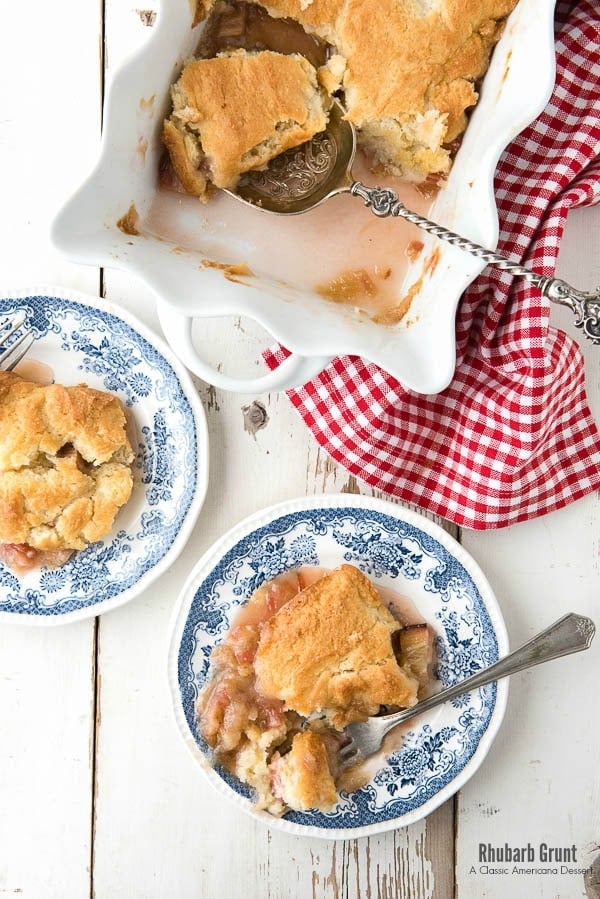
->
xmin=456 ymin=204 xmax=600 ymax=899
xmin=0 ymin=625 xmax=96 ymax=899
xmin=0 ymin=1 xmax=102 ymax=295
xmin=0 ymin=1 xmax=103 ymax=896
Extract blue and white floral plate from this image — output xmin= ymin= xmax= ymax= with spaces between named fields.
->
xmin=0 ymin=286 xmax=209 ymax=625
xmin=168 ymin=494 xmax=508 ymax=839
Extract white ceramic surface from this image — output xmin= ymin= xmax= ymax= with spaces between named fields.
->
xmin=52 ymin=0 xmax=556 ymax=394
xmin=0 ymin=286 xmax=209 ymax=624
xmin=168 ymin=494 xmax=509 ymax=839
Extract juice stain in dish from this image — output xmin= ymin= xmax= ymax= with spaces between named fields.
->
xmin=148 ymin=151 xmax=433 ymax=324
xmin=13 ymin=358 xmax=54 ymax=385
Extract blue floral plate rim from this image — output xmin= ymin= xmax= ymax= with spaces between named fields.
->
xmin=168 ymin=493 xmax=508 ymax=840
xmin=0 ymin=285 xmax=209 ymax=625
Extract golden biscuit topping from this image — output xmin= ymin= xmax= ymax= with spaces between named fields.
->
xmin=163 ymin=48 xmax=331 ymax=193
xmin=0 ymin=372 xmax=134 ymax=559
xmin=254 ymin=564 xmax=418 ymax=726
xmin=169 ymin=0 xmax=518 ymax=195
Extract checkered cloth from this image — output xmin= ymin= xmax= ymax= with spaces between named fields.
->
xmin=265 ymin=0 xmax=600 ymax=529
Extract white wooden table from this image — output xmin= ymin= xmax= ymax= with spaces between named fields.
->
xmin=1 ymin=3 xmax=599 ymax=897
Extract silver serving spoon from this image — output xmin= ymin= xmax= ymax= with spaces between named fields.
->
xmin=226 ymin=100 xmax=600 ymax=344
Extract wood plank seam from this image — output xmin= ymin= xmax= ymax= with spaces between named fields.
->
xmin=90 ymin=618 xmax=100 ymax=899
xmin=92 ymin=2 xmax=107 ymax=896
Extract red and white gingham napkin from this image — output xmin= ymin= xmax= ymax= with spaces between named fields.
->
xmin=265 ymin=0 xmax=600 ymax=529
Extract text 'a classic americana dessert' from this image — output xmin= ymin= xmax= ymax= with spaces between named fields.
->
xmin=0 ymin=372 xmax=134 ymax=575
xmin=163 ymin=0 xmax=519 ymax=199
xmin=198 ymin=564 xmax=434 ymax=815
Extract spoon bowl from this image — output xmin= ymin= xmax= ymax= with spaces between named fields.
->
xmin=228 ymin=100 xmax=356 ymax=214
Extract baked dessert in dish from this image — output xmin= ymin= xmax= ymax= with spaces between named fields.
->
xmin=164 ymin=0 xmax=519 ymax=196
xmin=198 ymin=564 xmax=433 ymax=815
xmin=0 ymin=372 xmax=134 ymax=574
xmin=163 ymin=48 xmax=333 ymax=196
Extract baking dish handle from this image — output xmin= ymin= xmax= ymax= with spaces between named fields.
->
xmin=157 ymin=305 xmax=333 ymax=394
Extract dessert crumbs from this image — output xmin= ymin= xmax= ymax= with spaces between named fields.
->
xmin=200 ymin=259 xmax=254 ymax=278
xmin=116 ymin=204 xmax=140 ymax=236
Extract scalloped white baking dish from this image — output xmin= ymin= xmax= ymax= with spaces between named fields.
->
xmin=52 ymin=0 xmax=556 ymax=394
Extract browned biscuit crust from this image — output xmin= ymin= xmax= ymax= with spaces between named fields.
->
xmin=254 ymin=564 xmax=418 ymax=725
xmin=0 ymin=372 xmax=134 ymax=552
xmin=253 ymin=0 xmax=517 ymax=178
xmin=165 ymin=49 xmax=329 ymax=193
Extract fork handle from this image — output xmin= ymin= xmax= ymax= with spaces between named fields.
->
xmin=378 ymin=613 xmax=595 ymax=734
xmin=350 ymin=182 xmax=600 ymax=345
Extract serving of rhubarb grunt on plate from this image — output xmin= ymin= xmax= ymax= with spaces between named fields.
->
xmin=198 ymin=563 xmax=434 ymax=814
xmin=0 ymin=288 xmax=209 ymax=625
xmin=169 ymin=495 xmax=508 ymax=838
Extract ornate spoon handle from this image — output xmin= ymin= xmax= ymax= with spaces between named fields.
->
xmin=350 ymin=181 xmax=600 ymax=344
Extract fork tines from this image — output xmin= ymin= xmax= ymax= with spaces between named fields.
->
xmin=0 ymin=314 xmax=34 ymax=371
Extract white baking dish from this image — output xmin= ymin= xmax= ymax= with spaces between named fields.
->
xmin=52 ymin=0 xmax=556 ymax=394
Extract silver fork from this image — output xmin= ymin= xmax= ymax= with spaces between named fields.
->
xmin=338 ymin=612 xmax=595 ymax=768
xmin=0 ymin=313 xmax=35 ymax=371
